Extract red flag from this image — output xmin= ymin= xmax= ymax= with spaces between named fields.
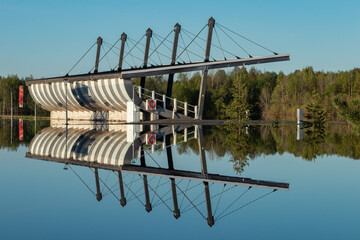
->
xmin=19 ymin=86 xmax=23 ymax=108
xmin=19 ymin=119 xmax=23 ymax=141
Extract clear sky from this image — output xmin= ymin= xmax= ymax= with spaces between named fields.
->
xmin=1 ymin=0 xmax=359 ymax=78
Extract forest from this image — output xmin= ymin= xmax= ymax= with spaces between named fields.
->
xmin=1 ymin=66 xmax=360 ymax=120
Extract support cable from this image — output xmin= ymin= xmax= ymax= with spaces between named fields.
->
xmin=213 ymin=184 xmax=226 ymax=216
xmin=123 ymin=179 xmax=145 ymax=206
xmin=89 ymin=36 xmax=122 ymax=72
xmin=217 ymin=23 xmax=278 ymax=55
xmin=216 ymin=186 xmax=252 ymax=220
xmin=151 ymin=176 xmax=162 ymax=203
xmin=175 ymin=184 xmax=207 ymax=220
xmin=217 ymin=25 xmax=252 ymax=58
xmin=103 ymin=41 xmax=133 ymax=70
xmin=183 ymin=28 xmax=237 ymax=59
xmin=67 ymin=165 xmax=96 ymax=196
xmin=90 ymin=168 xmax=120 ymax=201
xmin=138 ymin=175 xmax=173 ymax=212
xmin=67 ymin=41 xmax=96 ymax=75
xmin=152 ymin=179 xmax=184 ymax=207
xmin=180 ymin=180 xmax=191 ymax=209
xmin=151 ymin=37 xmax=163 ymax=65
xmin=154 ymin=33 xmax=186 ymax=63
xmin=176 ymin=24 xmax=207 ymax=61
xmin=148 ymin=30 xmax=173 ymax=60
xmin=125 ymin=41 xmax=137 ymax=67
xmin=214 ymin=27 xmax=226 ymax=60
xmin=216 ymin=189 xmax=277 ymax=221
xmin=182 ymin=29 xmax=206 ymax=54
xmin=124 ymin=35 xmax=146 ymax=67
xmin=102 ymin=45 xmax=113 ymax=70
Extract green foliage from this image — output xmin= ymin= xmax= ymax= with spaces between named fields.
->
xmin=304 ymin=90 xmax=326 ymax=126
xmin=0 ymin=75 xmax=49 ymax=116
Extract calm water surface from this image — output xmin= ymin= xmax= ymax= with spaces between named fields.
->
xmin=0 ymin=120 xmax=359 ymax=239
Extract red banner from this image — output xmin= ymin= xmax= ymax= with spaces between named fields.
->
xmin=19 ymin=86 xmax=23 ymax=108
xmin=19 ymin=119 xmax=23 ymax=141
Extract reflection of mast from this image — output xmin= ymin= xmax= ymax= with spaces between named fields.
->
xmin=118 ymin=171 xmax=126 ymax=207
xmin=94 ymin=168 xmax=102 ymax=201
xmin=166 ymin=134 xmax=180 ymax=219
xmin=141 ymin=147 xmax=152 ymax=212
xmin=198 ymin=125 xmax=214 ymax=227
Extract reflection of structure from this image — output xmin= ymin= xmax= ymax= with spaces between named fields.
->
xmin=26 ymin=124 xmax=289 ymax=227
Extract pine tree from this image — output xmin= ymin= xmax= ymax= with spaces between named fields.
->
xmin=225 ymin=67 xmax=250 ymax=122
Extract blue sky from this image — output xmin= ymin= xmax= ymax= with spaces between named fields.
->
xmin=1 ymin=0 xmax=359 ymax=78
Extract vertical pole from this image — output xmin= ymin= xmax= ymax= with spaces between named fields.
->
xmin=140 ymin=28 xmax=152 ymax=89
xmin=11 ymin=92 xmax=13 ymax=119
xmin=94 ymin=37 xmax=103 ymax=73
xmin=94 ymin=168 xmax=102 ymax=201
xmin=198 ymin=17 xmax=215 ymax=120
xmin=34 ymin=101 xmax=37 ymax=120
xmin=198 ymin=125 xmax=214 ymax=227
xmin=65 ymin=80 xmax=68 ymax=125
xmin=166 ymin=23 xmax=181 ymax=109
xmin=184 ymin=102 xmax=188 ymax=116
xmin=162 ymin=94 xmax=166 ymax=109
xmin=297 ymin=109 xmax=303 ymax=124
xmin=118 ymin=171 xmax=127 ymax=207
xmin=141 ymin=29 xmax=152 ymax=123
xmin=118 ymin=33 xmax=127 ymax=71
xmin=138 ymin=86 xmax=142 ymax=97
xmin=34 ymin=103 xmax=37 ymax=134
xmin=184 ymin=128 xmax=188 ymax=142
xmin=172 ymin=98 xmax=177 ymax=119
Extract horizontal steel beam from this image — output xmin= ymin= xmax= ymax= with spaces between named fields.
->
xmin=26 ymin=54 xmax=290 ymax=85
xmin=25 ymin=153 xmax=289 ymax=190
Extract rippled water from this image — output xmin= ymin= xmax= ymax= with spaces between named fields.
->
xmin=0 ymin=120 xmax=359 ymax=239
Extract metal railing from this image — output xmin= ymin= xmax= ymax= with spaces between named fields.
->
xmin=134 ymin=85 xmax=198 ymax=119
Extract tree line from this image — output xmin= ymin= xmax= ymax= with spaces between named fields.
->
xmin=0 ymin=75 xmax=49 ymax=116
xmin=135 ymin=66 xmax=360 ymax=121
xmin=2 ymin=66 xmax=360 ymax=120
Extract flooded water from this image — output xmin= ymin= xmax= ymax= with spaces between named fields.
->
xmin=0 ymin=120 xmax=359 ymax=239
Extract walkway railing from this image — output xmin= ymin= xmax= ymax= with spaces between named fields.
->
xmin=134 ymin=85 xmax=198 ymax=119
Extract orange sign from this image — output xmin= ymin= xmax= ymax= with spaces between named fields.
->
xmin=19 ymin=86 xmax=23 ymax=108
xmin=19 ymin=119 xmax=23 ymax=141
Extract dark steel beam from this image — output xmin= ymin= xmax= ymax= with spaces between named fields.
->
xmin=94 ymin=37 xmax=103 ymax=74
xmin=198 ymin=17 xmax=215 ymax=120
xmin=140 ymin=28 xmax=153 ymax=89
xmin=26 ymin=54 xmax=290 ymax=85
xmin=166 ymin=23 xmax=181 ymax=109
xmin=118 ymin=33 xmax=127 ymax=72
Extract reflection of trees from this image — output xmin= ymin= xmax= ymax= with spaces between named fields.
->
xmin=224 ymin=123 xmax=251 ymax=174
xmin=0 ymin=119 xmax=49 ymax=151
xmin=176 ymin=124 xmax=360 ymax=167
xmin=302 ymin=124 xmax=326 ymax=161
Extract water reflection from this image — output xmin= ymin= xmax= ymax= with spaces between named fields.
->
xmin=25 ymin=123 xmax=289 ymax=227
